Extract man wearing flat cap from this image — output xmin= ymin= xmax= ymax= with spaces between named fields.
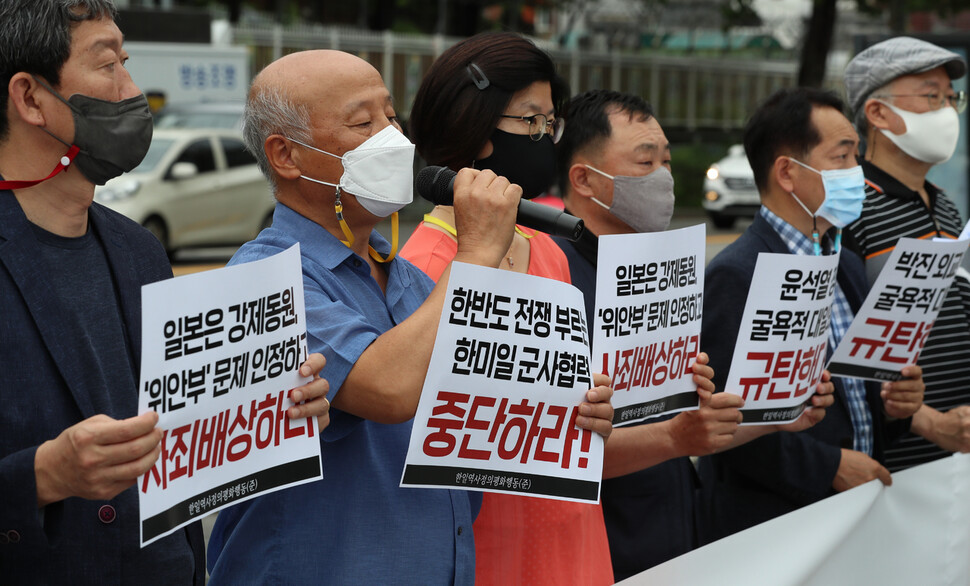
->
xmin=843 ymin=36 xmax=970 ymax=471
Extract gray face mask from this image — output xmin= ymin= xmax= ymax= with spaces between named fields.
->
xmin=586 ymin=165 xmax=676 ymax=233
xmin=34 ymin=76 xmax=153 ymax=185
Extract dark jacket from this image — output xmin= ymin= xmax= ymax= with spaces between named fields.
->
xmin=554 ymin=230 xmax=700 ymax=579
xmin=0 ymin=190 xmax=205 ymax=584
xmin=696 ymin=213 xmax=910 ymax=544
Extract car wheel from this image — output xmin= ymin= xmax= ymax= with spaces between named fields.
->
xmin=710 ymin=213 xmax=735 ymax=230
xmin=143 ymin=217 xmax=173 ymax=257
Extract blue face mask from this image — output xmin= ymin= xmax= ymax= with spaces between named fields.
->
xmin=788 ymin=158 xmax=866 ymax=229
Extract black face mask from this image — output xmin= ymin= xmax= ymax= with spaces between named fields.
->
xmin=475 ymin=128 xmax=557 ymax=199
xmin=34 ymin=76 xmax=153 ymax=185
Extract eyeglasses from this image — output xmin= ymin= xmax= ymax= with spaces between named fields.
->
xmin=875 ymin=90 xmax=968 ymax=114
xmin=500 ymin=113 xmax=565 ymax=143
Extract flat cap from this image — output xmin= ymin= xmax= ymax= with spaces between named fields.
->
xmin=844 ymin=36 xmax=967 ymax=114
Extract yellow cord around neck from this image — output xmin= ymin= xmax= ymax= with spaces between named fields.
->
xmin=422 ymin=214 xmax=534 ymax=240
xmin=335 ymin=198 xmax=398 ymax=263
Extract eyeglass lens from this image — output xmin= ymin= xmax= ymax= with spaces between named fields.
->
xmin=949 ymin=91 xmax=968 ymax=113
xmin=527 ymin=115 xmax=547 ymax=140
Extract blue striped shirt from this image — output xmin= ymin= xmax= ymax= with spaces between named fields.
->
xmin=760 ymin=207 xmax=873 ymax=455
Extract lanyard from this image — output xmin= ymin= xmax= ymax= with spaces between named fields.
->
xmin=0 ymin=145 xmax=80 ymax=190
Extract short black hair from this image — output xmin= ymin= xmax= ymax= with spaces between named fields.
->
xmin=0 ymin=0 xmax=118 ymax=142
xmin=409 ymin=32 xmax=568 ymax=171
xmin=743 ymin=87 xmax=845 ymax=194
xmin=556 ymin=89 xmax=655 ymax=196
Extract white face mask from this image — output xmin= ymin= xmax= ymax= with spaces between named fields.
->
xmin=878 ymin=101 xmax=960 ymax=164
xmin=289 ymin=125 xmax=415 ymax=217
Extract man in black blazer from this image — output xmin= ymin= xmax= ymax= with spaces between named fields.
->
xmin=696 ymin=87 xmax=925 ymax=544
xmin=0 ymin=2 xmax=329 ymax=582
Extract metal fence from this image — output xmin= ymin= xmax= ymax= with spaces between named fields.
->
xmin=229 ymin=23 xmax=841 ymax=131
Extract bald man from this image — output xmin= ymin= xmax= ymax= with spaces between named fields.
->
xmin=205 ymin=51 xmax=614 ymax=583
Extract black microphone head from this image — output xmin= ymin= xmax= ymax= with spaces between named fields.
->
xmin=415 ymin=165 xmax=457 ymax=205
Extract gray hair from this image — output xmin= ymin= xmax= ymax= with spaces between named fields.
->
xmin=0 ymin=0 xmax=118 ymax=142
xmin=852 ymin=81 xmax=896 ymax=156
xmin=243 ymin=82 xmax=312 ymax=192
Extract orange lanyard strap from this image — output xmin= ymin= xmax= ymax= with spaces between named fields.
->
xmin=336 ymin=195 xmax=398 ymax=263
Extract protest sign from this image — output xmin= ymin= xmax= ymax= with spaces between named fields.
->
xmin=828 ymin=237 xmax=969 ymax=381
xmin=724 ymin=252 xmax=839 ymax=425
xmin=401 ymin=262 xmax=603 ymax=502
xmin=593 ymin=224 xmax=705 ymax=426
xmin=138 ymin=244 xmax=321 ymax=546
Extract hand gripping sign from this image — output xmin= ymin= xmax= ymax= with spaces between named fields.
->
xmin=724 ymin=251 xmax=840 ymax=425
xmin=401 ymin=262 xmax=604 ymax=503
xmin=137 ymin=245 xmax=321 ymax=546
xmin=593 ymin=224 xmax=706 ymax=426
xmin=828 ymin=237 xmax=969 ymax=381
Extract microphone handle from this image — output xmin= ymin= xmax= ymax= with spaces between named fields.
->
xmin=422 ymin=166 xmax=584 ymax=241
xmin=516 ymin=199 xmax=585 ymax=242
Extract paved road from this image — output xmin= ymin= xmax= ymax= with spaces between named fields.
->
xmin=171 ymin=212 xmax=753 ymax=276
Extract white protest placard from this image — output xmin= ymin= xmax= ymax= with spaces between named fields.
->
xmin=725 ymin=252 xmax=839 ymax=425
xmin=137 ymin=244 xmax=321 ymax=547
xmin=958 ymin=218 xmax=970 ymax=242
xmin=593 ymin=224 xmax=705 ymax=426
xmin=401 ymin=262 xmax=603 ymax=503
xmin=828 ymin=237 xmax=969 ymax=381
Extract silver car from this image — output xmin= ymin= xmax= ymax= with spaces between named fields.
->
xmin=702 ymin=144 xmax=760 ymax=229
xmin=95 ymin=128 xmax=275 ymax=256
xmin=154 ymin=102 xmax=245 ymax=131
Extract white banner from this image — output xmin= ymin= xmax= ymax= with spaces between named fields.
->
xmin=593 ymin=224 xmax=705 ymax=426
xmin=401 ymin=261 xmax=604 ymax=502
xmin=724 ymin=252 xmax=839 ymax=425
xmin=828 ymin=237 xmax=969 ymax=381
xmin=137 ymin=244 xmax=321 ymax=546
xmin=624 ymin=453 xmax=970 ymax=586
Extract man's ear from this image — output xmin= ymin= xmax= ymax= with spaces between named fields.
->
xmin=864 ymin=98 xmax=903 ymax=135
xmin=773 ymin=155 xmax=796 ymax=194
xmin=265 ymin=135 xmax=301 ymax=180
xmin=7 ymin=73 xmax=49 ymax=128
xmin=569 ymin=162 xmax=596 ymax=199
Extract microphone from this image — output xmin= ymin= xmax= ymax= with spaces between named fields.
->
xmin=416 ymin=166 xmax=585 ymax=241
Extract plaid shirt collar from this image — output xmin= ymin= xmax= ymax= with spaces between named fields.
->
xmin=759 ymin=206 xmax=874 ymax=455
xmin=760 ymin=206 xmax=838 ymax=256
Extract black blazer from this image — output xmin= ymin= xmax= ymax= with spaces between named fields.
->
xmin=0 ymin=190 xmax=205 ymax=583
xmin=696 ymin=213 xmax=910 ymax=544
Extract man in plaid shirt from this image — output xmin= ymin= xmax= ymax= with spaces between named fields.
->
xmin=696 ymin=87 xmax=925 ymax=544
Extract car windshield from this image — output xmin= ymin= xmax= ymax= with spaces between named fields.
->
xmin=131 ymin=138 xmax=175 ymax=173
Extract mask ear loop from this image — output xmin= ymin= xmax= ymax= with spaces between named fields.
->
xmin=334 ymin=188 xmax=398 ymax=263
xmin=810 ymin=216 xmax=822 ymax=257
xmin=584 ymin=164 xmax=615 ymax=212
xmin=789 ymin=190 xmax=823 ymax=256
xmin=0 ymin=145 xmax=80 ymax=190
